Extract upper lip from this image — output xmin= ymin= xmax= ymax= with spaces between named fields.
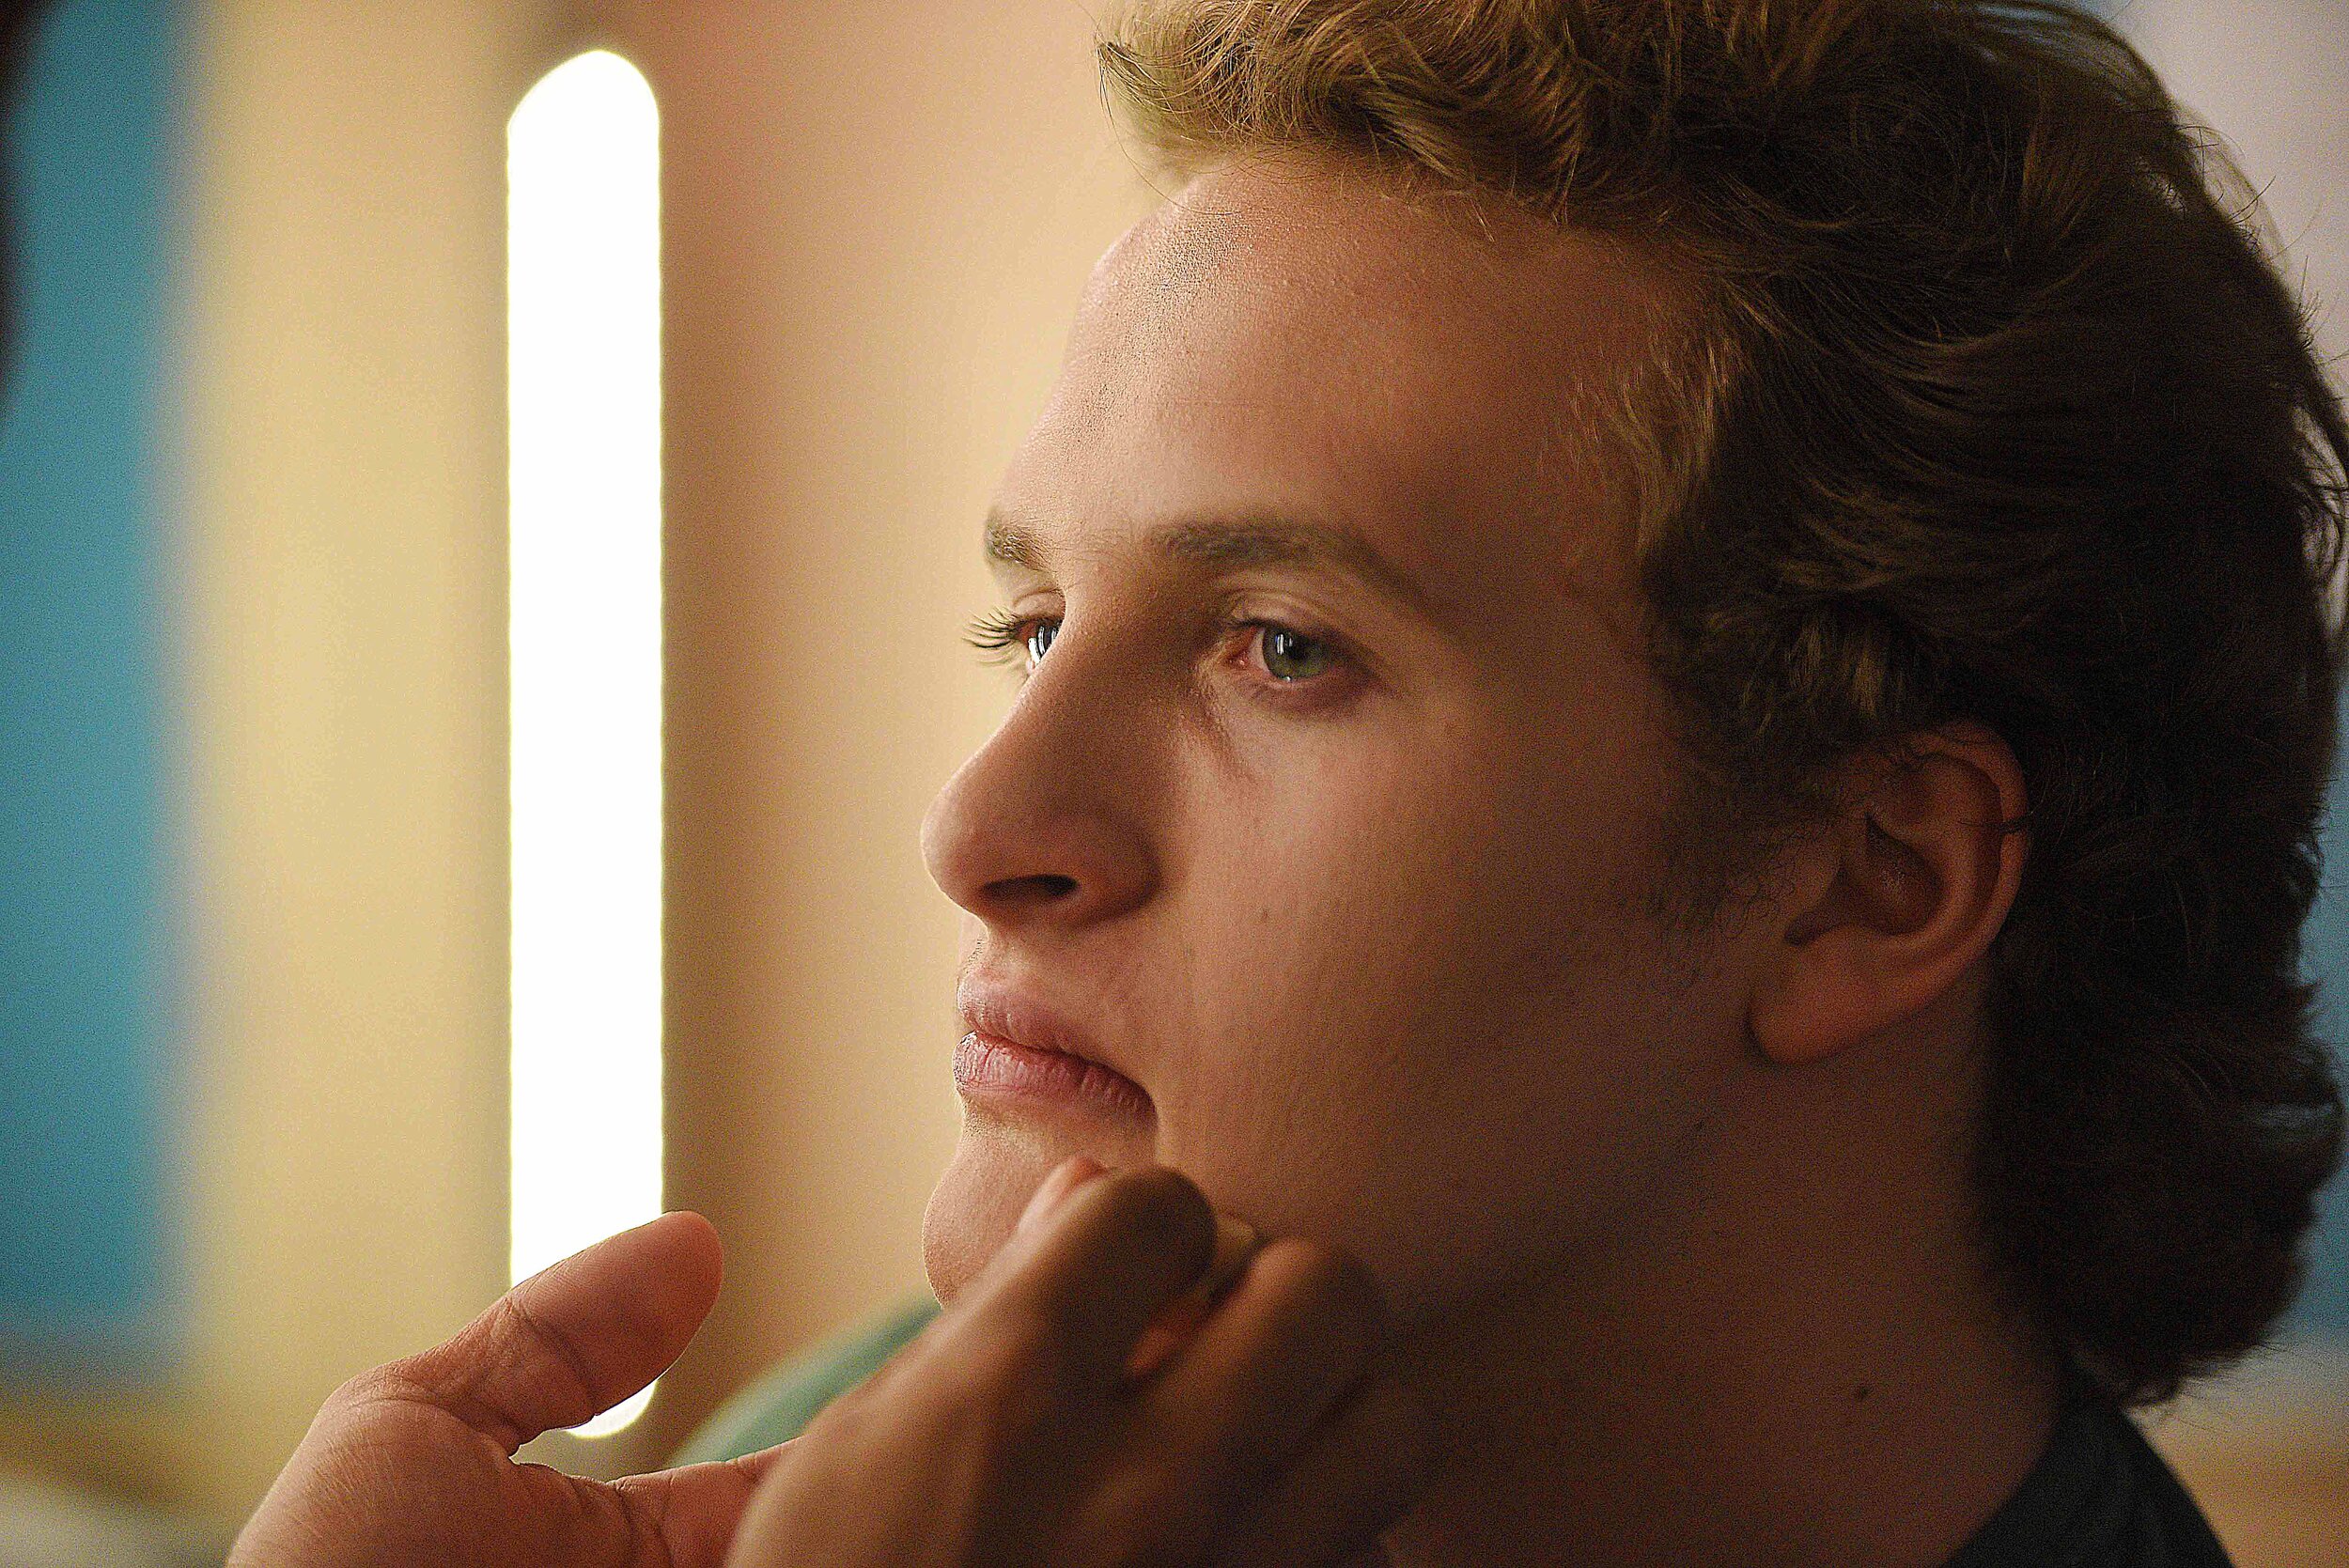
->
xmin=957 ymin=978 xmax=1142 ymax=1087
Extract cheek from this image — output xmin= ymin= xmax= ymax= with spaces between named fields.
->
xmin=1148 ymin=717 xmax=1719 ymax=1326
xmin=1171 ymin=717 xmax=1635 ymax=1114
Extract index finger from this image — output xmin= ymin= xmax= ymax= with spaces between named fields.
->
xmin=942 ymin=1163 xmax=1221 ymax=1400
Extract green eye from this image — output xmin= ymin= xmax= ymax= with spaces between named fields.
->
xmin=1261 ymin=626 xmax=1334 ymax=681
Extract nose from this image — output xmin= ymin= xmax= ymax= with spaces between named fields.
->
xmin=920 ymin=654 xmax=1160 ymax=932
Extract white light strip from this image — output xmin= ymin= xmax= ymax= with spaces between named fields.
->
xmin=507 ymin=49 xmax=663 ymax=1439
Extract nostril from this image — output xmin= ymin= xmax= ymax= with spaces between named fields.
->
xmin=984 ymin=873 xmax=1080 ymax=907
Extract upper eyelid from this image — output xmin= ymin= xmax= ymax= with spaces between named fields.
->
xmin=978 ymin=607 xmax=1355 ymax=689
xmin=1258 ymin=622 xmax=1362 ymax=677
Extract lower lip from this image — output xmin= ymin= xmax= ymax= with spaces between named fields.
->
xmin=954 ymin=1030 xmax=1154 ymax=1119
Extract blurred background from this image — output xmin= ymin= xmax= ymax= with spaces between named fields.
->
xmin=0 ymin=0 xmax=2341 ymax=1563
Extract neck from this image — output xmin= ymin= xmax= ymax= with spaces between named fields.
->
xmin=1379 ymin=1018 xmax=2063 ymax=1568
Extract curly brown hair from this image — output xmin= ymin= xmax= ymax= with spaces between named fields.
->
xmin=1097 ymin=0 xmax=2349 ymax=1407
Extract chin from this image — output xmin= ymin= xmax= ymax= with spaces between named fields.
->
xmin=921 ymin=1131 xmax=1052 ymax=1305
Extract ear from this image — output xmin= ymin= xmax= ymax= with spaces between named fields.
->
xmin=1749 ymin=722 xmax=2029 ymax=1066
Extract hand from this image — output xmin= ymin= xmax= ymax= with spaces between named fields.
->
xmin=228 ymin=1211 xmax=780 ymax=1568
xmin=723 ymin=1157 xmax=1438 ymax=1568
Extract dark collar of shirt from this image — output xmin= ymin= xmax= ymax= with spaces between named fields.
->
xmin=1941 ymin=1374 xmax=2234 ymax=1567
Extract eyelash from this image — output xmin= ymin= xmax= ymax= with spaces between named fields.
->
xmin=960 ymin=606 xmax=1040 ymax=666
xmin=959 ymin=606 xmax=1349 ymax=691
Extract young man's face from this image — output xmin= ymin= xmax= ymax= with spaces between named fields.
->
xmin=921 ymin=156 xmax=1775 ymax=1329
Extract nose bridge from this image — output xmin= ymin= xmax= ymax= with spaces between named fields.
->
xmin=923 ymin=633 xmax=1163 ymax=926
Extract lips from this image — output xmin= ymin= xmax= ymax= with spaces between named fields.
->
xmin=955 ymin=982 xmax=1153 ymax=1118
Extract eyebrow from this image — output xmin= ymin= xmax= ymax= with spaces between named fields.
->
xmin=982 ymin=507 xmax=1444 ymax=624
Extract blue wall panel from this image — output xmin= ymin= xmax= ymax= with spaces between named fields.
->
xmin=0 ymin=0 xmax=180 ymax=1379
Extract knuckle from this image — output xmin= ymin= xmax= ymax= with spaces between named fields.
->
xmin=341 ymin=1339 xmax=474 ymax=1415
xmin=329 ymin=1362 xmax=412 ymax=1414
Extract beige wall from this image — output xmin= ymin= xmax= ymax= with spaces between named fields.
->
xmin=176 ymin=0 xmax=575 ymax=1516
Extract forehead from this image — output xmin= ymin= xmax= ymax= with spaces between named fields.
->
xmin=998 ymin=154 xmax=1682 ymax=617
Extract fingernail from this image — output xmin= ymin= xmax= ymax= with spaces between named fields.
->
xmin=1016 ymin=1154 xmax=1107 ymax=1235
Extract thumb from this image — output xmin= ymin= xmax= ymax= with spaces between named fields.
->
xmin=385 ymin=1210 xmax=723 ymax=1452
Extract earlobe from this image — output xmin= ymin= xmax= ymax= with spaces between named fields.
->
xmin=1749 ymin=724 xmax=2029 ymax=1066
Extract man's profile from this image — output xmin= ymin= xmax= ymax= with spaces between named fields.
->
xmin=230 ymin=0 xmax=2349 ymax=1564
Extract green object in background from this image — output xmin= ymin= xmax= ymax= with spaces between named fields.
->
xmin=669 ymin=1295 xmax=941 ymax=1465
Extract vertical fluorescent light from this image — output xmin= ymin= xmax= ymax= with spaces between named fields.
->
xmin=507 ymin=49 xmax=662 ymax=1438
